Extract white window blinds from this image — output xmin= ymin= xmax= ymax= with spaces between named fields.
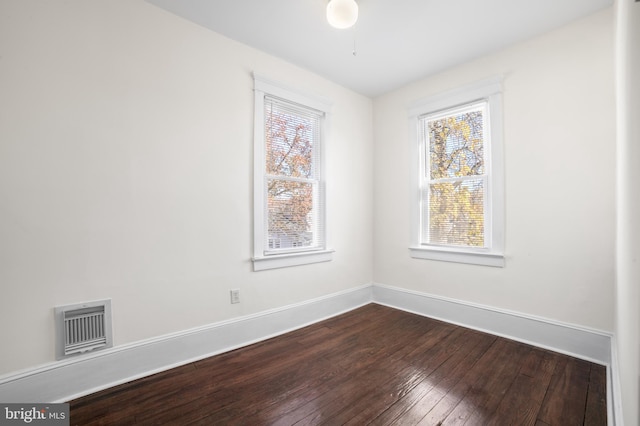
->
xmin=263 ymin=96 xmax=325 ymax=254
xmin=419 ymin=101 xmax=489 ymax=248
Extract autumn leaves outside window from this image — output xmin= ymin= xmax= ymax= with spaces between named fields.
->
xmin=264 ymin=96 xmax=324 ymax=254
xmin=420 ymin=102 xmax=489 ymax=248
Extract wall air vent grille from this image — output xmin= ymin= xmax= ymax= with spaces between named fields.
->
xmin=55 ymin=299 xmax=112 ymax=360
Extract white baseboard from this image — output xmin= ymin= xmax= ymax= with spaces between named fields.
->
xmin=372 ymin=283 xmax=612 ymax=365
xmin=0 ymin=284 xmax=372 ymax=403
xmin=609 ymin=336 xmax=624 ymax=426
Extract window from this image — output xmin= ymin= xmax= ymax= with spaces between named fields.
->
xmin=409 ymin=77 xmax=505 ymax=267
xmin=252 ymin=74 xmax=333 ymax=271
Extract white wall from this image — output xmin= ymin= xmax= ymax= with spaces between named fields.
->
xmin=373 ymin=9 xmax=615 ymax=331
xmin=615 ymin=0 xmax=640 ymax=424
xmin=0 ymin=0 xmax=373 ymax=375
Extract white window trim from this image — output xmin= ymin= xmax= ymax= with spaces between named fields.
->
xmin=408 ymin=76 xmax=505 ymax=267
xmin=252 ymin=73 xmax=334 ymax=271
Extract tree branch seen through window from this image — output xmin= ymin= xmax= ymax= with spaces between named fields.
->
xmin=423 ymin=104 xmax=487 ymax=248
xmin=265 ymin=98 xmax=321 ymax=251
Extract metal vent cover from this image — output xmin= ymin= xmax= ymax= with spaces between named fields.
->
xmin=54 ymin=299 xmax=112 ymax=360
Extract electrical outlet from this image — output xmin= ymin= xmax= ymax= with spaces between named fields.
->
xmin=230 ymin=289 xmax=240 ymax=304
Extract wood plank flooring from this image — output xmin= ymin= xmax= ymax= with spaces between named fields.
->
xmin=69 ymin=304 xmax=607 ymax=425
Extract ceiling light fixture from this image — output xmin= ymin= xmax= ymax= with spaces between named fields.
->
xmin=326 ymin=0 xmax=358 ymax=29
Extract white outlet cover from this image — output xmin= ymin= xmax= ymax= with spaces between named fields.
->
xmin=230 ymin=289 xmax=240 ymax=304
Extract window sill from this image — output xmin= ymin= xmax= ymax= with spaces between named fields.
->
xmin=252 ymin=249 xmax=334 ymax=271
xmin=409 ymin=246 xmax=504 ymax=267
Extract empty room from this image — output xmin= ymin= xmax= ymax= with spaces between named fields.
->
xmin=0 ymin=0 xmax=638 ymax=425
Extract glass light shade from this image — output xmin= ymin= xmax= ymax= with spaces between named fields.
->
xmin=326 ymin=0 xmax=358 ymax=29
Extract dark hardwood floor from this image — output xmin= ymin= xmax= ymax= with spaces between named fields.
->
xmin=69 ymin=304 xmax=607 ymax=425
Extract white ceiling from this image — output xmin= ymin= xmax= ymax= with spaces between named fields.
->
xmin=146 ymin=0 xmax=612 ymax=98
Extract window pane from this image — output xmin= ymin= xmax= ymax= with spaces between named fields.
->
xmin=265 ymin=99 xmax=318 ymax=179
xmin=267 ymin=179 xmax=316 ymax=250
xmin=426 ymin=179 xmax=485 ymax=247
xmin=428 ymin=106 xmax=484 ymax=180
